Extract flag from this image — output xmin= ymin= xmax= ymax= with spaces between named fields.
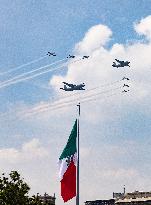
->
xmin=58 ymin=120 xmax=77 ymax=202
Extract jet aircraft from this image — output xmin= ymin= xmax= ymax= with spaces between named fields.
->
xmin=122 ymin=77 xmax=129 ymax=81
xmin=123 ymin=84 xmax=129 ymax=88
xmin=67 ymin=55 xmax=75 ymax=58
xmin=60 ymin=82 xmax=85 ymax=91
xmin=82 ymin=56 xmax=89 ymax=59
xmin=47 ymin=52 xmax=56 ymax=56
xmin=122 ymin=90 xmax=130 ymax=93
xmin=112 ymin=59 xmax=130 ymax=68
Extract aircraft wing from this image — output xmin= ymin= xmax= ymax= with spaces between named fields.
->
xmin=112 ymin=63 xmax=119 ymax=67
xmin=115 ymin=59 xmax=121 ymax=63
xmin=62 ymin=82 xmax=74 ymax=88
xmin=115 ymin=59 xmax=124 ymax=63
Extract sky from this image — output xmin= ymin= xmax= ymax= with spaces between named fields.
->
xmin=0 ymin=1 xmax=151 ymax=205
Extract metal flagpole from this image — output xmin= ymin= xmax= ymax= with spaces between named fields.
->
xmin=76 ymin=103 xmax=80 ymax=205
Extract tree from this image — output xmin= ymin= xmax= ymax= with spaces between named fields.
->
xmin=0 ymin=171 xmax=43 ymax=205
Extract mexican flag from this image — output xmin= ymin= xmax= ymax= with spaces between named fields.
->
xmin=58 ymin=120 xmax=77 ymax=202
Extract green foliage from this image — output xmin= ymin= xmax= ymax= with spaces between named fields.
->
xmin=0 ymin=171 xmax=43 ymax=205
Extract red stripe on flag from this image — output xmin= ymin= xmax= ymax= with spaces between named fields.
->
xmin=61 ymin=160 xmax=76 ymax=202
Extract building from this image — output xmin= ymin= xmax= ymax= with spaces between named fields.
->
xmin=85 ymin=199 xmax=115 ymax=205
xmin=113 ymin=186 xmax=126 ymax=200
xmin=113 ymin=192 xmax=124 ymax=200
xmin=38 ymin=193 xmax=56 ymax=205
xmin=115 ymin=191 xmax=151 ymax=205
xmin=84 ymin=190 xmax=151 ymax=205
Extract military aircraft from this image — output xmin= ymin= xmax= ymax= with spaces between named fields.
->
xmin=122 ymin=77 xmax=130 ymax=80
xmin=112 ymin=59 xmax=130 ymax=68
xmin=82 ymin=56 xmax=89 ymax=59
xmin=122 ymin=90 xmax=130 ymax=93
xmin=60 ymin=82 xmax=85 ymax=91
xmin=67 ymin=55 xmax=75 ymax=59
xmin=123 ymin=84 xmax=129 ymax=88
xmin=47 ymin=52 xmax=56 ymax=56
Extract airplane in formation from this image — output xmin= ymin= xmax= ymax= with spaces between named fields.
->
xmin=112 ymin=59 xmax=130 ymax=68
xmin=60 ymin=82 xmax=85 ymax=91
xmin=47 ymin=52 xmax=56 ymax=56
xmin=67 ymin=55 xmax=75 ymax=58
xmin=122 ymin=77 xmax=130 ymax=80
xmin=67 ymin=55 xmax=90 ymax=59
xmin=123 ymin=84 xmax=129 ymax=88
xmin=82 ymin=55 xmax=89 ymax=59
xmin=122 ymin=90 xmax=130 ymax=93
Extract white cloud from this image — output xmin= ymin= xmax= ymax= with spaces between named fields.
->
xmin=2 ymin=15 xmax=151 ymax=205
xmin=0 ymin=138 xmax=54 ymax=199
xmin=75 ymin=24 xmax=112 ymax=55
xmin=134 ymin=15 xmax=151 ymax=40
xmin=47 ymin=16 xmax=151 ymax=203
xmin=49 ymin=15 xmax=151 ymax=125
xmin=0 ymin=138 xmax=48 ymax=164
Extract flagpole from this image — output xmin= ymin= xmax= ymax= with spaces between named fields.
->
xmin=76 ymin=103 xmax=80 ymax=205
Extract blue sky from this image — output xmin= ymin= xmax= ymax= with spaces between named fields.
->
xmin=0 ymin=0 xmax=150 ymax=69
xmin=0 ymin=0 xmax=151 ymax=106
xmin=1 ymin=1 xmax=151 ymax=205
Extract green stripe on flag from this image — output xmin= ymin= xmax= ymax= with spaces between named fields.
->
xmin=59 ymin=120 xmax=77 ymax=160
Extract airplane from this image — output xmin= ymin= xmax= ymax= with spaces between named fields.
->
xmin=67 ymin=55 xmax=75 ymax=59
xmin=60 ymin=82 xmax=85 ymax=91
xmin=82 ymin=56 xmax=89 ymax=59
xmin=122 ymin=77 xmax=130 ymax=80
xmin=122 ymin=90 xmax=130 ymax=93
xmin=47 ymin=52 xmax=56 ymax=56
xmin=112 ymin=59 xmax=130 ymax=68
xmin=123 ymin=84 xmax=129 ymax=88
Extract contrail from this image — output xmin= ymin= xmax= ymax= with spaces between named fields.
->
xmin=0 ymin=55 xmax=47 ymax=76
xmin=0 ymin=58 xmax=67 ymax=87
xmin=43 ymin=92 xmax=121 ymax=113
xmin=25 ymin=87 xmax=122 ymax=117
xmin=0 ymin=89 xmax=122 ymax=122
xmin=24 ymin=86 xmax=122 ymax=116
xmin=29 ymin=79 xmax=123 ymax=113
xmin=0 ymin=79 xmax=124 ymax=119
xmin=0 ymin=58 xmax=82 ymax=89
